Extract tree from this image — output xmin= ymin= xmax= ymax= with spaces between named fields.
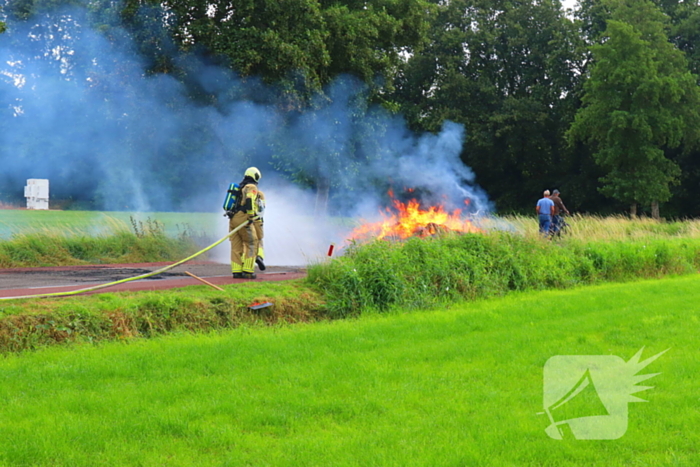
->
xmin=0 ymin=0 xmax=5 ymax=32
xmin=268 ymin=76 xmax=384 ymax=215
xmin=567 ymin=0 xmax=700 ymax=218
xmin=392 ymin=0 xmax=586 ymax=212
xmin=6 ymin=0 xmax=432 ymax=106
xmin=159 ymin=0 xmax=432 ymax=107
xmin=0 ymin=0 xmax=433 ymax=212
xmin=661 ymin=0 xmax=700 ymax=217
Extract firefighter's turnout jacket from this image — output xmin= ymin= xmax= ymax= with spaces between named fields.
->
xmin=229 ymin=181 xmax=261 ymax=274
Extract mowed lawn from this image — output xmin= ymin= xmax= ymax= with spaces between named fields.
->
xmin=0 ymin=276 xmax=698 ymax=466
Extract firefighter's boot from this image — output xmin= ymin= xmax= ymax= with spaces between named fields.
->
xmin=256 ymin=246 xmax=266 ymax=271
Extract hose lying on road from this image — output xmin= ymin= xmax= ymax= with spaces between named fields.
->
xmin=0 ymin=220 xmax=252 ymax=301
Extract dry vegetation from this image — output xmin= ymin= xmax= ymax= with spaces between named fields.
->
xmin=496 ymin=214 xmax=700 ymax=240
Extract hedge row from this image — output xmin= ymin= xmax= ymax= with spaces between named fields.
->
xmin=307 ymin=232 xmax=700 ymax=317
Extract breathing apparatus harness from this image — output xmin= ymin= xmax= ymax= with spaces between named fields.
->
xmin=224 ymin=176 xmax=259 ymax=219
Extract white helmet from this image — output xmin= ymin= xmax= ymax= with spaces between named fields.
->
xmin=244 ymin=167 xmax=261 ymax=182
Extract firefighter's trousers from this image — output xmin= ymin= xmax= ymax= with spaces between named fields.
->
xmin=253 ymin=219 xmax=264 ymax=260
xmin=229 ymin=212 xmax=259 ymax=273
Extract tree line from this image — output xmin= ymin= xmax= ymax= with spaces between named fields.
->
xmin=2 ymin=0 xmax=700 ymax=217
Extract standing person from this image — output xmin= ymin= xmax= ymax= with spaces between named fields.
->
xmin=229 ymin=167 xmax=263 ymax=279
xmin=550 ymin=189 xmax=570 ymax=235
xmin=536 ymin=190 xmax=555 ymax=236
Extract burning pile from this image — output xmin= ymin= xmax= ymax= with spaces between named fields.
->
xmin=350 ymin=189 xmax=482 ymax=241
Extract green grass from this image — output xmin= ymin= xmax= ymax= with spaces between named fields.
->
xmin=3 ymin=229 xmax=700 ymax=352
xmin=0 ymin=275 xmax=697 ymax=466
xmin=0 ymin=212 xmax=218 ymax=267
xmin=0 ymin=210 xmax=219 ymax=240
xmin=0 ymin=230 xmax=202 ymax=267
xmin=309 ymin=232 xmax=700 ymax=317
xmin=0 ymin=280 xmax=325 ymax=352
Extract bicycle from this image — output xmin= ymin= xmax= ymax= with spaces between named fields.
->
xmin=550 ymin=215 xmax=570 ymax=238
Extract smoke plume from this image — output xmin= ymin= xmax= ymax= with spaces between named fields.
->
xmin=0 ymin=6 xmax=492 ymax=265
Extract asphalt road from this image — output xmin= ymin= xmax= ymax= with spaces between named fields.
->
xmin=0 ymin=262 xmax=306 ymax=299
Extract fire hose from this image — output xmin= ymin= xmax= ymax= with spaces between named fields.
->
xmin=0 ymin=220 xmax=253 ymax=301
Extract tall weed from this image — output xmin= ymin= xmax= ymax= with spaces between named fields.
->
xmin=0 ymin=229 xmax=199 ymax=267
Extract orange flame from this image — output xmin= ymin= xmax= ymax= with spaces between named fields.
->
xmin=350 ymin=190 xmax=482 ymax=240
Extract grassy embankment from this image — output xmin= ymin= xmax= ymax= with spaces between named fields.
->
xmin=0 ymin=213 xmax=699 ymax=353
xmin=309 ymin=214 xmax=700 ymax=317
xmin=0 ymin=275 xmax=697 ymax=466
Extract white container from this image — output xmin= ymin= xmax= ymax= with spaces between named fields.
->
xmin=25 ymin=179 xmax=49 ymax=210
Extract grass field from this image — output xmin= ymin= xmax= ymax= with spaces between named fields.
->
xmin=0 ymin=210 xmax=223 ymax=267
xmin=0 ymin=275 xmax=697 ymax=466
xmin=5 ymin=209 xmax=700 ymax=242
xmin=0 ymin=210 xmax=219 ymax=240
xmin=499 ymin=213 xmax=700 ymax=240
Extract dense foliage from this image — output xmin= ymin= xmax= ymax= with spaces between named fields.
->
xmin=567 ymin=0 xmax=700 ymax=217
xmin=2 ymin=0 xmax=700 ymax=216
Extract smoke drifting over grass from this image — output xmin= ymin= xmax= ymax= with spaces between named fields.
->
xmin=0 ymin=6 xmax=492 ymax=265
xmin=210 ymin=178 xmax=350 ymax=266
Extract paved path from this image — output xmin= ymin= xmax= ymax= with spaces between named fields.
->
xmin=0 ymin=262 xmax=306 ymax=299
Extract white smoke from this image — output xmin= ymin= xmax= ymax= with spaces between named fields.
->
xmin=210 ymin=178 xmax=349 ymax=267
xmin=1 ymin=6 xmax=494 ymax=268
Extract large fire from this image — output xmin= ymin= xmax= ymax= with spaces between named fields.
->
xmin=350 ymin=189 xmax=482 ymax=240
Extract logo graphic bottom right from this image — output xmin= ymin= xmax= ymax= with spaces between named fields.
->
xmin=542 ymin=347 xmax=668 ymax=440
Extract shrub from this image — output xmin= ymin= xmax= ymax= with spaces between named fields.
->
xmin=307 ymin=232 xmax=700 ymax=317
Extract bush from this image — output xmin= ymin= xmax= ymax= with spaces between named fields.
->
xmin=307 ymin=232 xmax=700 ymax=317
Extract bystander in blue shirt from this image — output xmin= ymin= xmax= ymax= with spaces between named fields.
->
xmin=536 ymin=191 xmax=555 ymax=235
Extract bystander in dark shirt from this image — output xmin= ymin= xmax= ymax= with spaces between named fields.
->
xmin=550 ymin=193 xmax=569 ymax=216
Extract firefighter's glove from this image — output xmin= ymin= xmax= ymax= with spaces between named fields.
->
xmin=224 ymin=210 xmax=234 ymax=219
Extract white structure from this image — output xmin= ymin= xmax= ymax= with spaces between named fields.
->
xmin=24 ymin=179 xmax=50 ymax=210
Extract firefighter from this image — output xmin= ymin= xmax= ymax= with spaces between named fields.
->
xmin=229 ymin=167 xmax=262 ymax=279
